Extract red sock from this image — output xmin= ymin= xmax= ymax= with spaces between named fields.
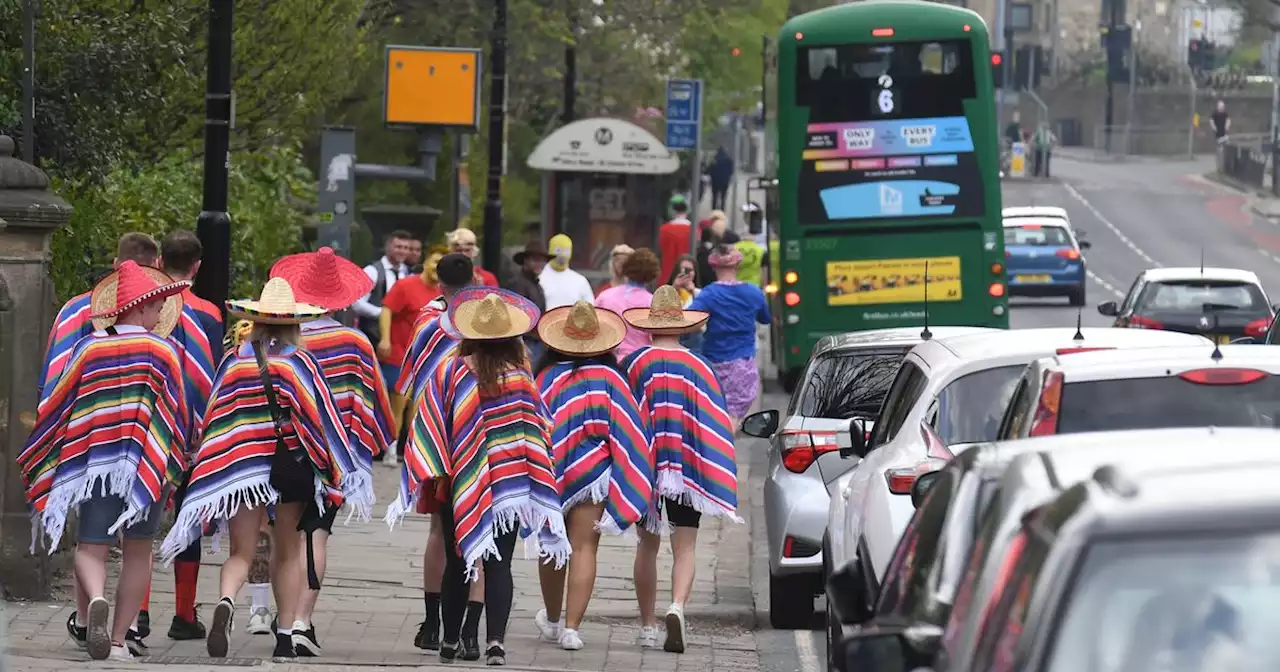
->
xmin=141 ymin=586 xmax=150 ymax=613
xmin=174 ymin=561 xmax=200 ymax=622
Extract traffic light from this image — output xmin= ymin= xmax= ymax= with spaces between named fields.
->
xmin=1188 ymin=38 xmax=1200 ymax=69
xmin=991 ymin=51 xmax=1005 ymax=88
xmin=731 ymin=47 xmax=742 ymax=57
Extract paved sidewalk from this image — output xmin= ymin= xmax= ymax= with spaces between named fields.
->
xmin=3 ymin=444 xmax=759 ymax=672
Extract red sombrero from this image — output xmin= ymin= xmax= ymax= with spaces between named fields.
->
xmin=89 ymin=261 xmax=189 ymax=336
xmin=269 ymin=246 xmax=373 ymax=312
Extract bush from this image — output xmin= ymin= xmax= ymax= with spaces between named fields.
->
xmin=50 ymin=145 xmax=315 ymax=301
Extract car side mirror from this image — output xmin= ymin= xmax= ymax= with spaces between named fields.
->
xmin=1097 ymin=300 xmax=1119 ymax=317
xmin=826 ymin=563 xmax=872 ymax=625
xmin=1078 ymin=240 xmax=1092 ymax=250
xmin=1272 ymin=303 xmax=1280 ymax=314
xmin=911 ymin=470 xmax=942 ymax=509
xmin=741 ymin=410 xmax=779 ymax=438
xmin=838 ymin=623 xmax=942 ymax=672
xmin=838 ymin=418 xmax=869 ymax=459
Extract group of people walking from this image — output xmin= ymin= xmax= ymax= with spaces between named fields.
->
xmin=19 ymin=223 xmax=769 ymax=665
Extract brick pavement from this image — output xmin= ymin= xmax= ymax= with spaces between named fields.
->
xmin=3 ymin=439 xmax=760 ymax=672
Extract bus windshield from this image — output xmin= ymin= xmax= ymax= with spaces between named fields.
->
xmin=796 ymin=40 xmax=976 ymax=122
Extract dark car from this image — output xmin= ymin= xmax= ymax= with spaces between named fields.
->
xmin=1098 ymin=267 xmax=1274 ymax=344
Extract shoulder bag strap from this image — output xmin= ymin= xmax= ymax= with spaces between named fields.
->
xmin=250 ymin=340 xmax=287 ymax=441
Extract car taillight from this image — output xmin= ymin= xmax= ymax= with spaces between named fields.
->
xmin=1127 ymin=314 xmax=1163 ymax=330
xmin=1178 ymin=368 xmax=1268 ymax=385
xmin=1055 ymin=346 xmax=1113 ymax=355
xmin=1245 ymin=318 xmax=1271 ymax=338
xmin=1028 ymin=370 xmax=1064 ymax=436
xmin=785 ymin=292 xmax=800 ymax=307
xmin=1055 ymin=248 xmax=1081 ymax=260
xmin=780 ymin=430 xmax=839 ymax=473
xmin=885 ymin=458 xmax=947 ymax=495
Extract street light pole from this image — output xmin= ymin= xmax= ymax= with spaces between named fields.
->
xmin=482 ymin=0 xmax=508 ymax=276
xmin=21 ymin=0 xmax=35 ymax=164
xmin=193 ymin=0 xmax=233 ymax=310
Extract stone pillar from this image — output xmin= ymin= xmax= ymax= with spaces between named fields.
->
xmin=0 ymin=135 xmax=73 ymax=600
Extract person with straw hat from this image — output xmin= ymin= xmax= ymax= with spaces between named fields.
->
xmin=160 ymin=278 xmax=368 ymax=663
xmin=268 ymin=247 xmax=395 ymax=657
xmin=19 ymin=260 xmax=191 ymax=662
xmin=529 ymin=300 xmax=653 ymax=651
xmin=620 ymin=285 xmax=739 ymax=654
xmin=386 ymin=287 xmax=567 ymax=666
xmin=688 ymin=244 xmax=771 ymax=424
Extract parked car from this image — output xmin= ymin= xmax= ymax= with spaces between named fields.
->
xmin=1001 ymin=205 xmax=1072 ymax=231
xmin=1099 ymin=267 xmax=1274 ymax=344
xmin=997 ymin=344 xmax=1280 ymax=440
xmin=824 ymin=327 xmax=1210 ymax=632
xmin=839 ymin=452 xmax=1280 ymax=672
xmin=742 ymin=326 xmax=993 ymax=628
xmin=831 ymin=426 xmax=1280 ymax=672
xmin=1002 ymin=212 xmax=1090 ymax=306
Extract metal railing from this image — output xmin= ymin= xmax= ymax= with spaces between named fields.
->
xmin=1218 ymin=133 xmax=1272 ymax=191
xmin=1090 ymin=125 xmax=1196 ymax=159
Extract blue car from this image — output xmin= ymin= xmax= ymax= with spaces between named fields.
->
xmin=1002 ymin=216 xmax=1091 ymax=306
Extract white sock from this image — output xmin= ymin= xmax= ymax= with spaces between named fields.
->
xmin=249 ymin=584 xmax=270 ymax=611
xmin=292 ymin=620 xmax=309 ymax=632
xmin=278 ymin=627 xmax=293 ymax=636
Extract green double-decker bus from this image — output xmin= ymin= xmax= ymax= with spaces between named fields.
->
xmin=764 ymin=0 xmax=1009 ymax=391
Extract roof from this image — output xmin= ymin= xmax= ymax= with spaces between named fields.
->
xmin=1044 ymin=343 xmax=1280 ymax=380
xmin=1086 ymin=460 xmax=1280 ymax=536
xmin=912 ymin=327 xmax=1208 ymax=365
xmin=813 ymin=326 xmax=994 ymax=356
xmin=1140 ymin=267 xmax=1261 ymax=284
xmin=1001 ymin=218 xmax=1071 ymax=229
xmin=1002 ymin=206 xmax=1069 ymax=222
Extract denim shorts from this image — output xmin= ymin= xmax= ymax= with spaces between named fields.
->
xmin=77 ymin=490 xmax=166 ymax=544
xmin=380 ymin=362 xmax=401 ymax=391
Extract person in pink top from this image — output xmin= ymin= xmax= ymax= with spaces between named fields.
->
xmin=594 ymin=248 xmax=660 ymax=360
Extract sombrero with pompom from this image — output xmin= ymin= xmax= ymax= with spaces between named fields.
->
xmin=226 ymin=278 xmax=327 ymax=325
xmin=443 ymin=286 xmax=540 ymax=341
xmin=89 ymin=260 xmax=189 ymax=336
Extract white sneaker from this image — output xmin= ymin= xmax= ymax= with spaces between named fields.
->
xmin=663 ymin=604 xmax=686 ymax=653
xmin=636 ymin=625 xmax=660 ymax=649
xmin=534 ymin=609 xmax=561 ymax=642
xmin=108 ymin=644 xmax=133 ymax=662
xmin=246 ymin=607 xmax=272 ymax=635
xmin=559 ymin=628 xmax=583 ymax=651
xmin=384 ymin=442 xmax=400 ymax=467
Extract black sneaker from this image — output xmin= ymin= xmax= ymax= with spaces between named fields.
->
xmin=439 ymin=640 xmax=459 ymax=664
xmin=207 ymin=598 xmax=234 ymax=658
xmin=65 ymin=613 xmax=87 ymax=649
xmin=126 ymin=629 xmax=149 ymax=657
xmin=414 ymin=620 xmax=440 ymax=650
xmin=136 ymin=610 xmax=151 ymax=639
xmin=86 ymin=597 xmax=111 ymax=661
xmin=272 ymin=632 xmax=297 ymax=661
xmin=461 ymin=635 xmax=481 ymax=661
xmin=292 ymin=625 xmax=322 ymax=657
xmin=486 ymin=643 xmax=506 ymax=666
xmin=167 ymin=610 xmax=207 ymax=640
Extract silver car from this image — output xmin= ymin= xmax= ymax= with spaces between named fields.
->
xmin=742 ymin=326 xmax=993 ymax=629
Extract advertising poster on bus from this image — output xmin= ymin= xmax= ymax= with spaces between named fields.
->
xmin=825 ymin=255 xmax=962 ymax=305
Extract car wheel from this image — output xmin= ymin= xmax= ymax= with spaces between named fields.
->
xmin=1069 ymin=285 xmax=1086 ymax=307
xmin=769 ymin=572 xmax=815 ymax=629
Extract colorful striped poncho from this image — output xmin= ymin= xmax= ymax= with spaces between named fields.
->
xmin=159 ymin=341 xmax=365 ymax=562
xmin=301 ymin=318 xmax=394 ymax=477
xmin=623 ymin=346 xmax=740 ymax=530
xmin=535 ymin=361 xmax=653 ymax=536
xmin=386 ymin=355 xmax=568 ymax=579
xmin=394 ymin=298 xmax=453 ymax=399
xmin=19 ymin=326 xmax=189 ymax=553
xmin=36 ymin=291 xmax=92 ymax=404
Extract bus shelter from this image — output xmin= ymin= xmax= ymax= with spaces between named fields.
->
xmin=528 ymin=118 xmax=679 ymax=285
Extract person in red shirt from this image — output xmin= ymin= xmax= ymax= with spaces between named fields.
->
xmin=379 ymin=249 xmax=446 ymax=446
xmin=658 ymin=200 xmax=694 ymax=283
xmin=446 ymin=228 xmax=499 ymax=287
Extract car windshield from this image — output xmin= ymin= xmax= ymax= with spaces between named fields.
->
xmin=1004 ymin=224 xmax=1071 ymax=247
xmin=1138 ymin=281 xmax=1267 ymax=313
xmin=1046 ymin=531 xmax=1280 ymax=672
xmin=1058 ymin=376 xmax=1280 ymax=433
xmin=792 ymin=348 xmax=908 ymax=418
xmin=934 ymin=365 xmax=1026 ymax=444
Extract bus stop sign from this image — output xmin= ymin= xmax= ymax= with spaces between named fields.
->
xmin=665 ymin=79 xmax=702 ymax=150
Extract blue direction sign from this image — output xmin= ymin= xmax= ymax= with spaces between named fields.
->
xmin=666 ymin=78 xmax=702 ymax=150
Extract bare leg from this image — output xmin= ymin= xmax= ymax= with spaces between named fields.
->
xmin=271 ymin=503 xmax=306 ymax=630
xmin=563 ymin=502 xmax=605 ymax=630
xmin=635 ymin=527 xmax=662 ymax=628
xmin=220 ymin=507 xmax=266 ymax=600
xmin=470 ymin=566 xmax=485 ymax=602
xmin=111 ymin=538 xmax=153 ymax=643
xmin=74 ymin=575 xmax=89 ymax=625
xmin=670 ymin=527 xmax=698 ymax=607
xmin=538 ymin=557 xmax=566 ymax=624
xmin=424 ymin=521 xmax=445 ymax=593
xmin=74 ymin=544 xmax=110 ymax=602
xmin=295 ymin=529 xmax=329 ymax=625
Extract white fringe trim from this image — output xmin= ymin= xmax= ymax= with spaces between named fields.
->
xmin=159 ymin=480 xmax=277 ymax=564
xmin=594 ymin=512 xmax=640 ymax=543
xmin=340 ymin=468 xmax=375 ymax=525
xmin=656 ymin=470 xmax=744 ymax=524
xmin=561 ymin=469 xmax=611 ymax=512
xmin=382 ymin=493 xmax=412 ymax=530
xmin=32 ymin=465 xmax=148 ymax=555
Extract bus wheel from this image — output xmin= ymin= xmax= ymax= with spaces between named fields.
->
xmin=780 ymin=368 xmax=800 ymax=394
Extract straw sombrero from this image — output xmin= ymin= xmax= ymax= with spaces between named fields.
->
xmin=444 ymin=286 xmax=540 ymax=341
xmin=622 ymin=285 xmax=709 ymax=336
xmin=226 ymin=277 xmax=327 ymax=325
xmin=90 ymin=261 xmax=189 ymax=337
xmin=269 ymin=246 xmax=373 ymax=312
xmin=538 ymin=301 xmax=625 ymax=357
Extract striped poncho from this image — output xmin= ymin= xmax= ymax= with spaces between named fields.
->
xmin=301 ymin=318 xmax=395 ymax=474
xmin=36 ymin=291 xmax=91 ymax=404
xmin=386 ymin=355 xmax=568 ymax=579
xmin=623 ymin=346 xmax=740 ymax=530
xmin=19 ymin=326 xmax=188 ymax=553
xmin=394 ymin=298 xmax=453 ymax=399
xmin=159 ymin=341 xmax=366 ymax=562
xmin=535 ymin=361 xmax=653 ymax=536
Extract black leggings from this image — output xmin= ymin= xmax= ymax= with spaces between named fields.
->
xmin=437 ymin=501 xmax=518 ymax=643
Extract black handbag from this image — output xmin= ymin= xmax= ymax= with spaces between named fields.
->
xmin=250 ymin=340 xmax=313 ymax=503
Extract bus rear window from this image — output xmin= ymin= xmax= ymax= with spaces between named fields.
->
xmin=796 ymin=40 xmax=976 ymax=123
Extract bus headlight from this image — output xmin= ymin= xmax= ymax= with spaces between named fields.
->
xmin=786 ymin=314 xmax=800 ymax=324
xmin=993 ymin=305 xmax=1006 ymax=316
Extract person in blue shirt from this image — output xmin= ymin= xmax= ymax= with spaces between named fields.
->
xmin=688 ymin=245 xmax=770 ymax=424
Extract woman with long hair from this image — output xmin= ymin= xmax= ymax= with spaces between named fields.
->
xmin=160 ymin=278 xmax=370 ymax=662
xmin=386 ymin=288 xmax=569 ymax=665
xmin=530 ymin=301 xmax=653 ymax=651
xmin=665 ymin=254 xmax=703 ymax=353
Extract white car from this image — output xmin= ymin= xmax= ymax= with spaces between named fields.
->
xmin=1001 ymin=205 xmax=1071 ymax=230
xmin=822 ymin=327 xmax=1210 ymax=624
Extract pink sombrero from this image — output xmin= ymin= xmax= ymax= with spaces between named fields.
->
xmin=89 ymin=260 xmax=190 ymax=336
xmin=443 ymin=286 xmax=541 ymax=341
xmin=269 ymin=246 xmax=373 ymax=312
